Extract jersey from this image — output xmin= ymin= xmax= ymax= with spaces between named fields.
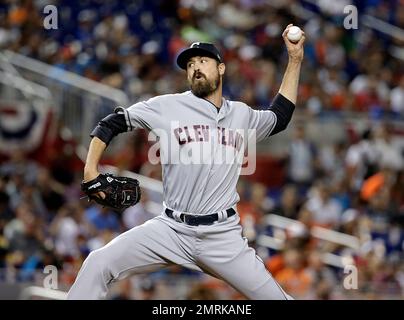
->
xmin=117 ymin=91 xmax=277 ymax=215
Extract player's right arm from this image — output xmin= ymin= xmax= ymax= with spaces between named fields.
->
xmin=83 ymin=111 xmax=128 ymax=182
xmin=83 ymin=137 xmax=107 ymax=182
xmin=83 ymin=97 xmax=163 ymax=183
xmin=278 ymin=24 xmax=305 ymax=105
xmin=248 ymin=24 xmax=305 ymax=141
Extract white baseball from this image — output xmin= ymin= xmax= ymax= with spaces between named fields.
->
xmin=287 ymin=26 xmax=302 ymax=43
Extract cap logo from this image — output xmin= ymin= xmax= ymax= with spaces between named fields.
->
xmin=191 ymin=42 xmax=200 ymax=48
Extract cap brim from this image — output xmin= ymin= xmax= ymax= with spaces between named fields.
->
xmin=176 ymin=47 xmax=221 ymax=70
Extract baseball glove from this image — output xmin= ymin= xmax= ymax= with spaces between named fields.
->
xmin=81 ymin=173 xmax=141 ymax=212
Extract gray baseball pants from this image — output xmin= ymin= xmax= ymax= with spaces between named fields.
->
xmin=67 ymin=209 xmax=293 ymax=300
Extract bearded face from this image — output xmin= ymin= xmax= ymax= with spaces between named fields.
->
xmin=186 ymin=57 xmax=222 ymax=98
xmin=190 ymin=69 xmax=220 ymax=98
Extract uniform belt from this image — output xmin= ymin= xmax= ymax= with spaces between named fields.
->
xmin=165 ymin=208 xmax=236 ymax=226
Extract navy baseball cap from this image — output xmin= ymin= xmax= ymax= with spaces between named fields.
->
xmin=176 ymin=42 xmax=223 ymax=70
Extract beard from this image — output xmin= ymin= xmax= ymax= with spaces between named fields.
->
xmin=190 ymin=70 xmax=220 ymax=98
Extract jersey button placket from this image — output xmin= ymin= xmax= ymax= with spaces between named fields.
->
xmin=214 ymin=107 xmax=226 ymax=171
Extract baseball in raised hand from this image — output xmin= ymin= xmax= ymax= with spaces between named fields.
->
xmin=283 ymin=24 xmax=305 ymax=63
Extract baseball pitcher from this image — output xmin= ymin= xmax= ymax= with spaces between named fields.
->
xmin=67 ymin=24 xmax=305 ymax=300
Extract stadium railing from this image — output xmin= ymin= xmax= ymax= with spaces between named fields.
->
xmin=1 ymin=50 xmax=129 ymax=150
xmin=257 ymin=214 xmax=359 ymax=268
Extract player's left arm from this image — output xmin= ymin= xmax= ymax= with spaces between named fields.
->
xmin=268 ymin=24 xmax=305 ymax=136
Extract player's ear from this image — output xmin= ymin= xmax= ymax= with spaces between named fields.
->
xmin=218 ymin=63 xmax=225 ymax=76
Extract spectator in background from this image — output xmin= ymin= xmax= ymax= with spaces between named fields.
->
xmin=49 ymin=202 xmax=95 ymax=258
xmin=305 ymin=250 xmax=337 ymax=300
xmin=345 ymin=128 xmax=379 ymax=192
xmin=390 ymin=75 xmax=404 ymax=116
xmin=329 ymin=177 xmax=352 ymax=212
xmin=9 ymin=181 xmax=47 ymax=220
xmin=318 ymin=141 xmax=347 ymax=182
xmin=360 ymin=167 xmax=396 ymax=204
xmin=364 ymin=181 xmax=394 ymax=235
xmin=371 ymin=258 xmax=402 ymax=298
xmin=187 ymin=283 xmax=219 ymax=300
xmin=350 ymin=72 xmax=390 ymax=112
xmin=237 ymin=182 xmax=269 ymax=224
xmin=4 ymin=202 xmax=46 ymax=279
xmin=237 ymin=182 xmax=272 ymax=241
xmin=138 ymin=278 xmax=157 ymax=300
xmin=0 ymin=150 xmax=39 ymax=187
xmin=272 ymin=185 xmax=301 ymax=220
xmin=4 ymin=203 xmax=37 ymax=252
xmin=338 ymin=209 xmax=361 ymax=237
xmin=391 ymin=170 xmax=404 ymax=212
xmin=36 ymin=168 xmax=66 ymax=217
xmin=85 ymin=205 xmax=120 ymax=233
xmin=287 ymin=125 xmax=317 ymax=190
xmin=266 ymin=237 xmax=310 ymax=278
xmin=373 ymin=125 xmax=404 ymax=171
xmin=274 ymin=248 xmax=313 ymax=299
xmin=110 ymin=278 xmax=133 ymax=300
xmin=303 ymin=181 xmax=343 ymax=228
xmin=0 ymin=182 xmax=14 ymax=223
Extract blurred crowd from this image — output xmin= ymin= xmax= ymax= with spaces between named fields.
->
xmin=0 ymin=0 xmax=404 ymax=300
xmin=0 ymin=0 xmax=403 ymax=117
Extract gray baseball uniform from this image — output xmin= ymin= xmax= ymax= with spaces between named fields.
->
xmin=67 ymin=90 xmax=293 ymax=300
